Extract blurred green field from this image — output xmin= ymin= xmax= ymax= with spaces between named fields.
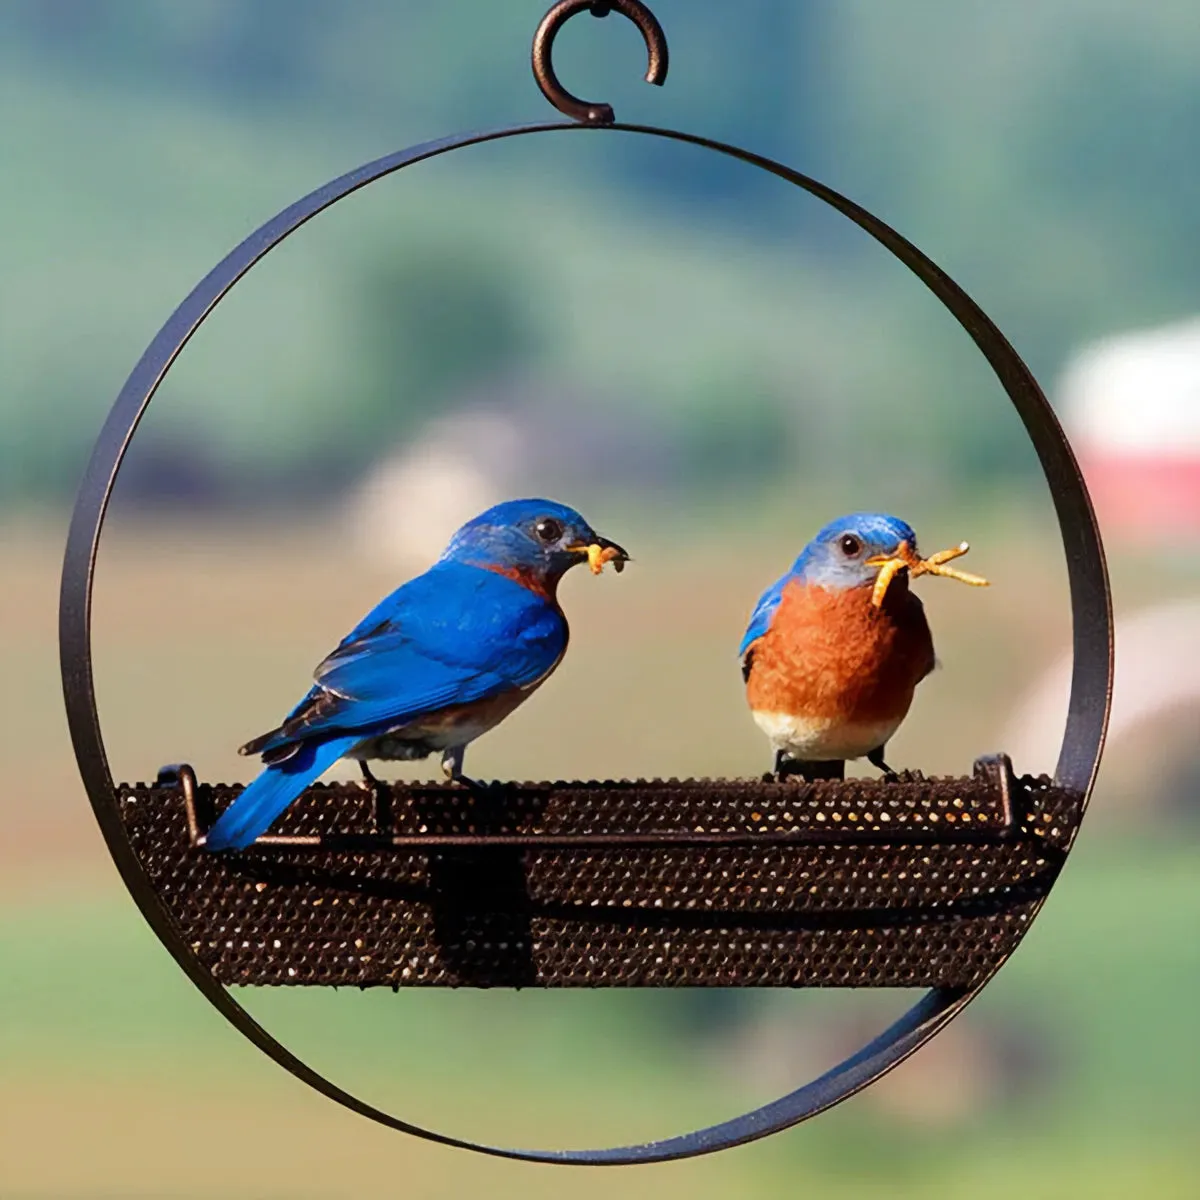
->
xmin=2 ymin=840 xmax=1197 ymax=1196
xmin=3 ymin=517 xmax=1199 ymax=1197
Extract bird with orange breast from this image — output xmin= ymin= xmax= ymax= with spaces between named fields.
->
xmin=739 ymin=513 xmax=989 ymax=778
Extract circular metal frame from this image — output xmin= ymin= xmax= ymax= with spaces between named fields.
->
xmin=59 ymin=120 xmax=1113 ymax=1169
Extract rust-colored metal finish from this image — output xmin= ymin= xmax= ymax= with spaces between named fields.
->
xmin=130 ymin=757 xmax=1077 ymax=990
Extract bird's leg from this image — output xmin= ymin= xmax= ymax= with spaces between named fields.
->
xmin=867 ymin=746 xmax=924 ymax=783
xmin=358 ymin=761 xmax=391 ymax=833
xmin=867 ymin=746 xmax=896 ymax=778
xmin=441 ymin=745 xmax=479 ymax=788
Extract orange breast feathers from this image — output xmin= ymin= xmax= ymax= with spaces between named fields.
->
xmin=744 ymin=576 xmax=935 ymax=726
xmin=484 ymin=562 xmax=560 ymax=603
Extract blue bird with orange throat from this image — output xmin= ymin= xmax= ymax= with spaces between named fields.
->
xmin=739 ymin=513 xmax=988 ymax=778
xmin=204 ymin=499 xmax=628 ymax=851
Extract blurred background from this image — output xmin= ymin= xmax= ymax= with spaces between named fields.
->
xmin=2 ymin=1 xmax=1198 ymax=1196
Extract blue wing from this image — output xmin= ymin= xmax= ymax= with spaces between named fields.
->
xmin=209 ymin=560 xmax=568 ymax=850
xmin=250 ymin=561 xmax=566 ymax=754
xmin=738 ymin=571 xmax=789 ymax=658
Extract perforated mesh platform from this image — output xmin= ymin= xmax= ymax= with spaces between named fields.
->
xmin=117 ymin=756 xmax=1080 ymax=988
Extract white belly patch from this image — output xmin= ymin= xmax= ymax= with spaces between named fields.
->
xmin=751 ymin=710 xmax=901 ymax=761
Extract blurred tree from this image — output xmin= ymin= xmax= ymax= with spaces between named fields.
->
xmin=3 ymin=1 xmax=1198 ymax=503
xmin=347 ymin=243 xmax=545 ymax=454
xmin=675 ymin=366 xmax=796 ymax=490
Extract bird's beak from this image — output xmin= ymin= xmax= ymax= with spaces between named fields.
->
xmin=568 ymin=535 xmax=630 ymax=575
xmin=864 ymin=540 xmax=989 ymax=608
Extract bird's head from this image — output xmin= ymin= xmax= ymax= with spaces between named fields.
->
xmin=442 ymin=498 xmax=629 ymax=590
xmin=794 ymin=512 xmax=988 ymax=606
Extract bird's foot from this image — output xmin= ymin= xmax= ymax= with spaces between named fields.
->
xmin=867 ymin=748 xmax=925 ymax=784
xmin=440 ymin=747 xmax=481 ymax=789
xmin=357 ymin=761 xmax=392 ymax=832
xmin=357 ymin=759 xmax=384 ymax=794
xmin=884 ymin=767 xmax=927 ymax=784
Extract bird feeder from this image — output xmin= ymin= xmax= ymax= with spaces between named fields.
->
xmin=59 ymin=0 xmax=1112 ymax=1165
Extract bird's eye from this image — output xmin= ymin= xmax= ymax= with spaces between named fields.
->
xmin=839 ymin=534 xmax=862 ymax=557
xmin=535 ymin=517 xmax=564 ymax=543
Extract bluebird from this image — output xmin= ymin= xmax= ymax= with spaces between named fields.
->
xmin=739 ymin=513 xmax=988 ymax=778
xmin=204 ymin=499 xmax=628 ymax=851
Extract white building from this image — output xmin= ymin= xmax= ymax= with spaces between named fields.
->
xmin=1057 ymin=316 xmax=1200 ymax=537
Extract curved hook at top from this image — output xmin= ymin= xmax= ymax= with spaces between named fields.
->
xmin=532 ymin=0 xmax=668 ymax=124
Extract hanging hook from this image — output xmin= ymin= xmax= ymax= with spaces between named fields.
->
xmin=532 ymin=0 xmax=669 ymax=125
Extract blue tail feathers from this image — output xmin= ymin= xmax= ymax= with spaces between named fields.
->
xmin=205 ymin=735 xmax=359 ymax=851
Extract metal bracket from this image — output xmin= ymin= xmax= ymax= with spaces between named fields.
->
xmin=160 ymin=754 xmax=1023 ymax=852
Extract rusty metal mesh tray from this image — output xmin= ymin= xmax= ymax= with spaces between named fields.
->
xmin=116 ymin=755 xmax=1081 ymax=989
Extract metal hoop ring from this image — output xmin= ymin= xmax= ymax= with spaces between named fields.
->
xmin=58 ymin=120 xmax=1113 ymax=1165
